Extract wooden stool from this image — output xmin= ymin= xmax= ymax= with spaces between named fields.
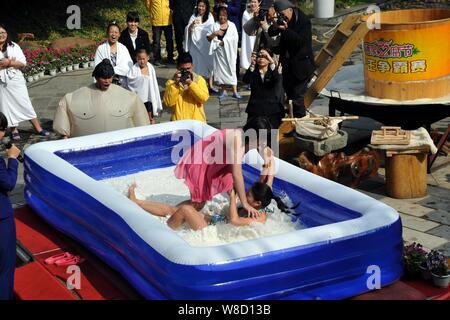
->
xmin=385 ymin=147 xmax=429 ymax=199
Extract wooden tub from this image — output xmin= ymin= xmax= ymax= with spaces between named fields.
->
xmin=363 ymin=9 xmax=450 ymax=101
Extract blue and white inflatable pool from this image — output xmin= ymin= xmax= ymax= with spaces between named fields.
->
xmin=24 ymin=120 xmax=403 ymax=300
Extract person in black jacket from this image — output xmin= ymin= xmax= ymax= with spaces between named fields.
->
xmin=0 ymin=112 xmax=20 ymax=300
xmin=170 ymin=0 xmax=196 ymax=57
xmin=268 ymin=0 xmax=315 ymax=118
xmin=119 ymin=11 xmax=151 ymax=64
xmin=243 ymin=48 xmax=285 ymax=129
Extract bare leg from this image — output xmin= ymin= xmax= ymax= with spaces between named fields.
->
xmin=30 ymin=118 xmax=43 ymax=133
xmin=167 ymin=205 xmax=208 ymax=230
xmin=232 ymin=85 xmax=238 ymax=95
xmin=128 ymin=184 xmax=177 ymax=217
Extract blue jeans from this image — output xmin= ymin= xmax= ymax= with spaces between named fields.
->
xmin=0 ymin=216 xmax=16 ymax=300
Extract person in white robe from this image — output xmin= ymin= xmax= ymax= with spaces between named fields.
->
xmin=240 ymin=0 xmax=260 ymax=70
xmin=0 ymin=25 xmax=49 ymax=140
xmin=207 ymin=7 xmax=241 ymax=99
xmin=127 ymin=49 xmax=162 ymax=124
xmin=94 ymin=23 xmax=133 ymax=88
xmin=53 ymin=59 xmax=149 ymax=138
xmin=184 ymin=0 xmax=215 ymax=82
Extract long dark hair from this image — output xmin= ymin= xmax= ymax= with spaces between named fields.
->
xmin=0 ymin=24 xmax=13 ymax=53
xmin=195 ymin=0 xmax=211 ymax=24
xmin=250 ymin=182 xmax=290 ymax=213
xmin=243 ymin=116 xmax=273 ymax=148
xmin=0 ymin=112 xmax=8 ymax=131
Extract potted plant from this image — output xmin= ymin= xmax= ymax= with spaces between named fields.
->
xmin=403 ymin=242 xmax=427 ymax=279
xmin=427 ymin=250 xmax=450 ymax=288
xmin=38 ymin=65 xmax=45 ymax=78
xmin=23 ymin=65 xmax=34 ymax=82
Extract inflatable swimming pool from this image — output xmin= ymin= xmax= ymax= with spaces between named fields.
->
xmin=24 ymin=120 xmax=403 ymax=300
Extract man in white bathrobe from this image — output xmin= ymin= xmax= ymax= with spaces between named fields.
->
xmin=53 ymin=59 xmax=150 ymax=138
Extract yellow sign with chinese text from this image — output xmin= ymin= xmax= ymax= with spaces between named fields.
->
xmin=363 ymin=24 xmax=450 ymax=81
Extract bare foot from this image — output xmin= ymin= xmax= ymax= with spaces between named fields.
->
xmin=128 ymin=183 xmax=139 ymax=203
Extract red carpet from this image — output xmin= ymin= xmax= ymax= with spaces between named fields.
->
xmin=14 ymin=206 xmax=141 ymax=300
xmin=13 ymin=205 xmax=450 ymax=300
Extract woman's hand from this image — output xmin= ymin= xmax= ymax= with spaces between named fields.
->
xmin=250 ymin=52 xmax=257 ymax=67
xmin=243 ymin=202 xmax=261 ymax=219
xmin=262 ymin=146 xmax=273 ymax=164
xmin=0 ymin=58 xmax=10 ymax=69
xmin=6 ymin=144 xmax=21 ymax=159
xmin=216 ymin=29 xmax=225 ymax=37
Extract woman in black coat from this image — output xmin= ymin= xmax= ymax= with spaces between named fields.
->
xmin=0 ymin=112 xmax=20 ymax=300
xmin=119 ymin=11 xmax=152 ymax=64
xmin=242 ymin=48 xmax=285 ymax=129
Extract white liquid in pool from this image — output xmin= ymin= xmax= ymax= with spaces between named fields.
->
xmin=103 ymin=167 xmax=303 ymax=247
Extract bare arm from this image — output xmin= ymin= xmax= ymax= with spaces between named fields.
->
xmin=259 ymin=147 xmax=275 ymax=189
xmin=228 ymin=189 xmax=266 ymax=226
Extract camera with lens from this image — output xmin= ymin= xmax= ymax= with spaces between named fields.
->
xmin=277 ymin=13 xmax=288 ymax=26
xmin=257 ymin=8 xmax=268 ymax=22
xmin=180 ymin=68 xmax=191 ymax=83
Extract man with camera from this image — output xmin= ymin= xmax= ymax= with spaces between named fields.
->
xmin=268 ymin=0 xmax=315 ymax=118
xmin=163 ymin=52 xmax=209 ymax=123
xmin=243 ymin=0 xmax=279 ymax=52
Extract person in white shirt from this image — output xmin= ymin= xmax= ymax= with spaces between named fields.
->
xmin=127 ymin=49 xmax=163 ymax=124
xmin=95 ymin=22 xmax=133 ymax=88
xmin=184 ymin=0 xmax=215 ymax=86
xmin=207 ymin=7 xmax=241 ymax=100
xmin=0 ymin=24 xmax=49 ymax=141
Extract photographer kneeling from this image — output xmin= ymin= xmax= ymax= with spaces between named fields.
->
xmin=0 ymin=112 xmax=20 ymax=300
xmin=163 ymin=52 xmax=210 ymax=123
xmin=268 ymin=0 xmax=315 ymax=118
xmin=243 ymin=48 xmax=284 ymax=129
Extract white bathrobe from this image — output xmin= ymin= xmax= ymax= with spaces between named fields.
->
xmin=0 ymin=42 xmax=37 ymax=127
xmin=240 ymin=9 xmax=256 ymax=69
xmin=94 ymin=41 xmax=133 ymax=77
xmin=127 ymin=63 xmax=163 ymax=116
xmin=209 ymin=21 xmax=239 ymax=86
xmin=184 ymin=13 xmax=215 ymax=78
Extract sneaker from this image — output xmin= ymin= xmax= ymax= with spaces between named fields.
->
xmin=219 ymin=91 xmax=228 ymax=100
xmin=10 ymin=131 xmax=21 ymax=141
xmin=232 ymin=92 xmax=242 ymax=99
xmin=209 ymin=86 xmax=219 ymax=94
xmin=38 ymin=130 xmax=50 ymax=137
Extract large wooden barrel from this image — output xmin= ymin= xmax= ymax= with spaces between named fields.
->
xmin=363 ymin=9 xmax=450 ymax=101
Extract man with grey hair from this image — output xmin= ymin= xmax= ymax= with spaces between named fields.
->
xmin=268 ymin=0 xmax=315 ymax=118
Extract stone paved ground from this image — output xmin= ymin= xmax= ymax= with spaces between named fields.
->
xmin=4 ymin=5 xmax=449 ymax=256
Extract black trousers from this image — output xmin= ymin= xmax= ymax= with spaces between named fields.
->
xmin=0 ymin=216 xmax=16 ymax=300
xmin=283 ymin=72 xmax=310 ymax=118
xmin=247 ymin=112 xmax=285 ymax=130
xmin=152 ymin=26 xmax=174 ymax=62
xmin=172 ymin=13 xmax=191 ymax=56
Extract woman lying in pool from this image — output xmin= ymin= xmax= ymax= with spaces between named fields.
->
xmin=127 ymin=162 xmax=290 ymax=230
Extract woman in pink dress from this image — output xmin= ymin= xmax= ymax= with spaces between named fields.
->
xmin=175 ymin=116 xmax=274 ymax=217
